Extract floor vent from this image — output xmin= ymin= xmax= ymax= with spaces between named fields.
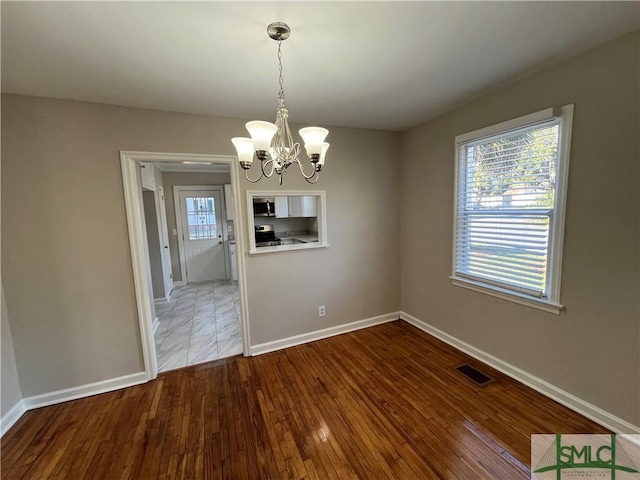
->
xmin=455 ymin=364 xmax=494 ymax=387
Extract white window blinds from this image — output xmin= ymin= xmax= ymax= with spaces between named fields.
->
xmin=454 ymin=120 xmax=560 ymax=298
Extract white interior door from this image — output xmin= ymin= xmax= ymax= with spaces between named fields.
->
xmin=155 ymin=186 xmax=174 ymax=296
xmin=178 ymin=189 xmax=226 ymax=283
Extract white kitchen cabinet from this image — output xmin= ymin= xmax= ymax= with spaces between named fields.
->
xmin=224 ymin=184 xmax=234 ymax=221
xmin=288 ymin=196 xmax=317 ymax=217
xmin=140 ymin=162 xmax=156 ymax=191
xmin=302 ymin=195 xmax=317 ymax=217
xmin=229 ymin=242 xmax=238 ymax=281
xmin=275 ymin=196 xmax=317 ymax=218
xmin=275 ymin=196 xmax=289 ymax=218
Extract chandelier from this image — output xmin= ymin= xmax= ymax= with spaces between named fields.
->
xmin=232 ymin=22 xmax=329 ymax=185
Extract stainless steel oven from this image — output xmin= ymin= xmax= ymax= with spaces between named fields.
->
xmin=255 ymin=224 xmax=281 ymax=247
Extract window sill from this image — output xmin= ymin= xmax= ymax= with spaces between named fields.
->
xmin=249 ymin=243 xmax=330 ymax=255
xmin=449 ymin=276 xmax=564 ymax=315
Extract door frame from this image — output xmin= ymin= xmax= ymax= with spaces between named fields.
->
xmin=120 ymin=151 xmax=250 ymax=381
xmin=154 ymin=186 xmax=174 ymax=301
xmin=174 ymin=185 xmax=228 ymax=284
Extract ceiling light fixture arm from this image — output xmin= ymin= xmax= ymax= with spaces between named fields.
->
xmin=296 ymin=159 xmax=320 ymax=184
xmin=243 ymin=165 xmax=267 ymax=183
xmin=244 ymin=155 xmax=278 ymax=183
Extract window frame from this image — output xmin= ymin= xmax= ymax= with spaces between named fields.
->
xmin=450 ymin=105 xmax=574 ymax=314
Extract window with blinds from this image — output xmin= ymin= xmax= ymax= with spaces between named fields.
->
xmin=452 ymin=106 xmax=573 ymax=311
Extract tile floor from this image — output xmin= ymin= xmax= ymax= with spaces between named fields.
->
xmin=154 ymin=280 xmax=243 ymax=372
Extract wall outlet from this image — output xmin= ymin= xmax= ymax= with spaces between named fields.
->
xmin=172 ymin=228 xmax=177 ymax=236
xmin=318 ymin=305 xmax=325 ymax=317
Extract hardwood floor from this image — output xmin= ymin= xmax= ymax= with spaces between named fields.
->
xmin=1 ymin=321 xmax=608 ymax=479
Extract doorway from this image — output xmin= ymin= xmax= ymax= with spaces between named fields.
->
xmin=175 ymin=186 xmax=226 ymax=284
xmin=154 ymin=184 xmax=241 ymax=371
xmin=120 ymin=151 xmax=250 ymax=381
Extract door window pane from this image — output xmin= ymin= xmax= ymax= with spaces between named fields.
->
xmin=186 ymin=197 xmax=217 ymax=239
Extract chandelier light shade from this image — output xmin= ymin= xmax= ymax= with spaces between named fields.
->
xmin=231 ymin=22 xmax=330 ymax=184
xmin=231 ymin=137 xmax=255 ymax=169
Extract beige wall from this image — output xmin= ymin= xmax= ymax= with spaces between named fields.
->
xmin=400 ymin=31 xmax=639 ymax=425
xmin=1 ymin=284 xmax=23 ymax=416
xmin=1 ymin=96 xmax=401 ymax=396
xmin=161 ymin=171 xmax=231 ymax=283
xmin=244 ymin=124 xmax=401 ymax=345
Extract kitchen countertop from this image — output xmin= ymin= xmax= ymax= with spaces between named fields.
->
xmin=290 ymin=234 xmax=318 ymax=243
xmin=250 ymin=233 xmax=328 ymax=254
xmin=278 ymin=234 xmax=319 ymax=244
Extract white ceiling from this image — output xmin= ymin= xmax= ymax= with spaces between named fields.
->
xmin=2 ymin=2 xmax=638 ymax=131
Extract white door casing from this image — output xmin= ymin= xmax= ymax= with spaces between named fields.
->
xmin=120 ymin=151 xmax=251 ymax=382
xmin=175 ymin=186 xmax=227 ymax=283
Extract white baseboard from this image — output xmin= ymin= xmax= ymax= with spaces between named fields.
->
xmin=152 ymin=316 xmax=159 ymax=334
xmin=173 ymin=281 xmax=186 ymax=288
xmin=1 ymin=400 xmax=27 ymax=437
xmin=22 ymin=371 xmax=149 ymax=411
xmin=250 ymin=312 xmax=400 ymax=356
xmin=154 ymin=290 xmax=172 ymax=304
xmin=400 ymin=311 xmax=640 ymax=434
xmin=1 ymin=371 xmax=148 ymax=438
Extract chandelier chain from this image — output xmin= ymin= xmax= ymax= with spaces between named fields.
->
xmin=277 ymin=40 xmax=285 ymax=108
